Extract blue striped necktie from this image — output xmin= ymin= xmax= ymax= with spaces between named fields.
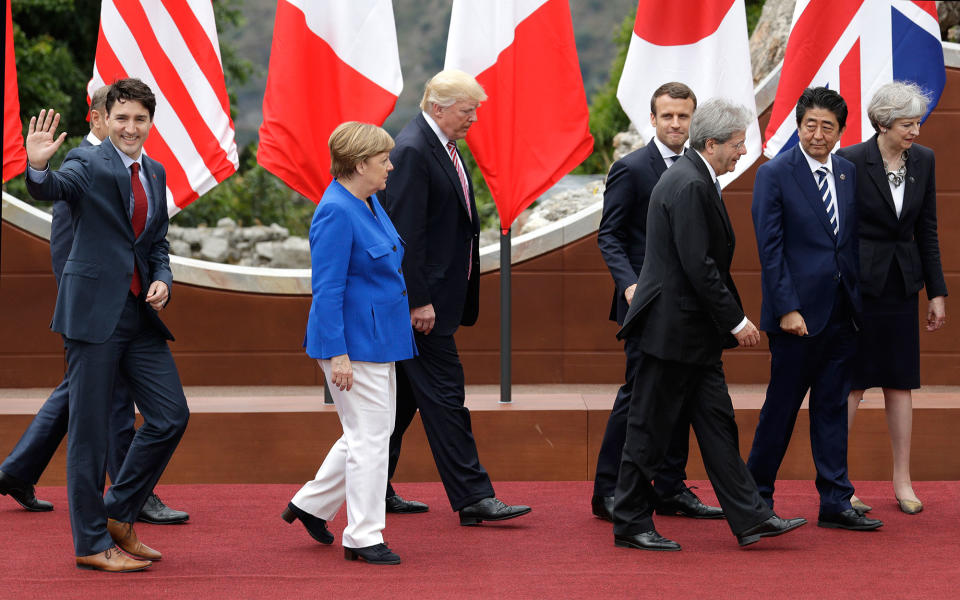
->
xmin=816 ymin=167 xmax=838 ymax=236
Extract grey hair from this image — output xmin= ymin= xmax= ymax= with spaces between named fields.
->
xmin=688 ymin=98 xmax=752 ymax=150
xmin=867 ymin=81 xmax=930 ymax=132
xmin=420 ymin=69 xmax=487 ymax=111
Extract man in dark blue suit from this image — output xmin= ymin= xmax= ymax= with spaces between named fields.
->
xmin=381 ymin=70 xmax=530 ymax=525
xmin=593 ymin=82 xmax=722 ymax=522
xmin=0 ymin=86 xmax=187 ymax=526
xmin=747 ymin=87 xmax=881 ymax=531
xmin=24 ymin=79 xmax=189 ymax=572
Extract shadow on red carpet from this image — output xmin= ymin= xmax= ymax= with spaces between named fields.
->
xmin=0 ymin=480 xmax=957 ymax=598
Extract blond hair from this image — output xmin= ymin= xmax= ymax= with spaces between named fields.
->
xmin=329 ymin=122 xmax=395 ymax=180
xmin=420 ymin=69 xmax=487 ymax=111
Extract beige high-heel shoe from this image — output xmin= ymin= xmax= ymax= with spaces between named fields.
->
xmin=896 ymin=497 xmax=923 ymax=514
xmin=850 ymin=495 xmax=872 ymax=513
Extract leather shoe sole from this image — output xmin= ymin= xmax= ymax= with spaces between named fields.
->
xmin=614 ymin=532 xmax=681 ymax=552
xmin=737 ymin=517 xmax=807 ymax=547
xmin=76 ymin=547 xmax=151 ymax=573
xmin=385 ymin=495 xmax=429 ymax=514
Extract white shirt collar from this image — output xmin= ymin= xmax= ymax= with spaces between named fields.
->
xmin=798 ymin=144 xmax=834 ymax=174
xmin=422 ymin=110 xmax=451 ymax=148
xmin=110 ymin=140 xmax=143 ymax=171
xmin=85 ymin=131 xmax=102 ymax=146
xmin=693 ymin=149 xmax=719 ymax=185
xmin=653 ymin=136 xmax=684 ymax=165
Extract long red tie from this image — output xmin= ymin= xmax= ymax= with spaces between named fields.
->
xmin=446 ymin=141 xmax=473 ymax=278
xmin=129 ymin=162 xmax=148 ymax=297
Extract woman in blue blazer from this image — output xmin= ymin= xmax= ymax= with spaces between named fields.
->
xmin=838 ymin=82 xmax=947 ymax=515
xmin=281 ymin=122 xmax=416 ymax=564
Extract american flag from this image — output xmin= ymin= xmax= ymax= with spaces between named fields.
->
xmin=88 ymin=0 xmax=239 ymax=215
xmin=764 ymin=0 xmax=944 ymax=157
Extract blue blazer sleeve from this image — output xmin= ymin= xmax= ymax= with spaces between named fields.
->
xmin=305 ymin=200 xmax=353 ymax=358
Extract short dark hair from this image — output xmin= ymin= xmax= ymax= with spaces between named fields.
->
xmin=106 ymin=78 xmax=157 ymax=120
xmin=795 ymin=87 xmax=847 ymax=130
xmin=650 ymin=82 xmax=697 ymax=114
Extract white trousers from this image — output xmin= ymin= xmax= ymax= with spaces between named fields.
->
xmin=291 ymin=360 xmax=396 ymax=548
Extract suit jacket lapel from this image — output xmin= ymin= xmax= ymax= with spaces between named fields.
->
xmin=864 ymin=136 xmax=897 ymax=217
xmin=790 ymin=146 xmax=836 ymax=241
xmin=834 ymin=160 xmax=855 ymax=244
xmin=416 ymin=114 xmax=472 ymax=218
xmin=139 ymin=156 xmax=166 ymax=243
xmin=102 ymin=140 xmax=136 ymax=241
xmin=901 ymin=148 xmax=922 ymax=222
xmin=689 ymin=152 xmax=734 ymax=243
xmin=648 ymin=143 xmax=667 ymax=179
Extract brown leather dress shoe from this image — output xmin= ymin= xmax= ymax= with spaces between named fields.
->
xmin=107 ymin=518 xmax=162 ymax=561
xmin=76 ymin=546 xmax=151 ymax=572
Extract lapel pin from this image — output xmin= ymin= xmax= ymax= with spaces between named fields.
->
xmin=908 ymin=176 xmax=915 ymax=183
xmin=839 ymin=173 xmax=846 ymax=181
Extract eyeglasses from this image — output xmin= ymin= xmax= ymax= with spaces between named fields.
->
xmin=728 ymin=139 xmax=746 ymax=151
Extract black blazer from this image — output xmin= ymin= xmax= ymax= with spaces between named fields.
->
xmin=837 ymin=136 xmax=947 ymax=299
xmin=617 ymin=151 xmax=743 ymax=365
xmin=49 ymin=136 xmax=95 ymax=282
xmin=26 ymin=139 xmax=174 ymax=344
xmin=598 ymin=142 xmax=668 ymax=325
xmin=383 ymin=113 xmax=481 ymax=337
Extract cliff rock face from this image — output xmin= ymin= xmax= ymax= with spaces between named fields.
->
xmin=749 ymin=0 xmax=797 ymax=84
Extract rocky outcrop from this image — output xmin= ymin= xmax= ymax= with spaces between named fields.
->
xmin=749 ymin=0 xmax=797 ymax=84
xmin=167 ymin=218 xmax=308 ymax=268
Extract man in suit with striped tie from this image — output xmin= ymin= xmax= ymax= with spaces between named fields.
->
xmin=747 ymin=87 xmax=882 ymax=531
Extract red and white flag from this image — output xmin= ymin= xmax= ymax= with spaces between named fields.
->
xmin=445 ymin=0 xmax=593 ymax=232
xmin=3 ymin=0 xmax=26 ymax=182
xmin=617 ymin=0 xmax=759 ymax=186
xmin=90 ymin=0 xmax=239 ymax=216
xmin=258 ymin=0 xmax=402 ymax=203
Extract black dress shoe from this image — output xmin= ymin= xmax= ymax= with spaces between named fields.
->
xmin=282 ymin=502 xmax=334 ymax=544
xmin=344 ymin=543 xmax=401 ymax=565
xmin=591 ymin=495 xmax=614 ymax=522
xmin=137 ymin=493 xmax=189 ymax=524
xmin=385 ymin=494 xmax=428 ymax=514
xmin=0 ymin=469 xmax=53 ymax=512
xmin=818 ymin=509 xmax=883 ymax=531
xmin=655 ymin=487 xmax=724 ymax=519
xmin=737 ymin=514 xmax=807 ymax=547
xmin=614 ymin=530 xmax=681 ymax=551
xmin=459 ymin=497 xmax=531 ymax=525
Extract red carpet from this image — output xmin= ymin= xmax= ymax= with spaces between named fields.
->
xmin=1 ymin=480 xmax=958 ymax=598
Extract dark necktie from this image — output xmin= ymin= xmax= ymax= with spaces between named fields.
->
xmin=816 ymin=167 xmax=838 ymax=236
xmin=668 ymin=154 xmax=681 ymax=166
xmin=129 ymin=162 xmax=149 ymax=297
xmin=446 ymin=141 xmax=473 ymax=278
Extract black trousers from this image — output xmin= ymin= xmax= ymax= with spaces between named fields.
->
xmin=613 ymin=352 xmax=773 ymax=536
xmin=386 ymin=332 xmax=494 ymax=511
xmin=593 ymin=335 xmax=690 ymax=498
xmin=64 ymin=294 xmax=189 ymax=556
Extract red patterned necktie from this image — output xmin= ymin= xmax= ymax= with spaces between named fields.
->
xmin=129 ymin=162 xmax=148 ymax=297
xmin=446 ymin=141 xmax=473 ymax=278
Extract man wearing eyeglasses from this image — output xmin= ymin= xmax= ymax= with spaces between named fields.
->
xmin=746 ymin=87 xmax=882 ymax=531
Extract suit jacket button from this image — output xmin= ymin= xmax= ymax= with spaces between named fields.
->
xmin=392 ymin=245 xmax=397 ymax=251
xmin=398 ymin=268 xmax=402 ymax=274
xmin=401 ymin=290 xmax=406 ymax=296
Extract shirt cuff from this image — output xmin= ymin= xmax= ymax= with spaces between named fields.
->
xmin=26 ymin=165 xmax=49 ymax=183
xmin=730 ymin=316 xmax=748 ymax=335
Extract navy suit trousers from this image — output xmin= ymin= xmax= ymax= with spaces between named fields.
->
xmin=64 ymin=294 xmax=188 ymax=556
xmin=593 ymin=335 xmax=690 ymax=498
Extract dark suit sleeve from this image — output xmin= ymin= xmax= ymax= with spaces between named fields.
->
xmin=915 ymin=151 xmax=948 ymax=299
xmin=24 ymin=149 xmax=91 ymax=205
xmin=752 ymin=164 xmax=800 ymax=319
xmin=386 ymin=143 xmax=432 ymax=309
xmin=598 ymin=159 xmax=640 ymax=293
xmin=671 ymin=182 xmax=744 ymax=332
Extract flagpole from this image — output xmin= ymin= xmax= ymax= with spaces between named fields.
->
xmin=500 ymin=226 xmax=512 ymax=404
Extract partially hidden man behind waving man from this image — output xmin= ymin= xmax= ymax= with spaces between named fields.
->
xmin=0 ymin=85 xmax=188 ymax=526
xmin=612 ymin=99 xmax=806 ymax=552
xmin=381 ymin=70 xmax=530 ymax=525
xmin=593 ymin=82 xmax=722 ymax=522
xmin=747 ymin=87 xmax=882 ymax=532
xmin=24 ymin=78 xmax=189 ymax=573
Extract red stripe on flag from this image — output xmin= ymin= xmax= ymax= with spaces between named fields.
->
xmin=257 ymin=1 xmax=398 ymax=203
xmin=764 ymin=0 xmax=864 ymax=142
xmin=633 ymin=0 xmax=734 ymax=46
xmin=3 ymin=0 xmax=27 ymax=182
xmin=914 ymin=1 xmax=939 ymax=21
xmin=95 ymin=25 xmax=196 ymax=211
xmin=467 ymin=0 xmax=593 ymax=231
xmin=113 ymin=1 xmax=232 ymax=183
xmin=160 ymin=0 xmax=233 ymax=117
xmin=839 ymin=39 xmax=861 ymax=147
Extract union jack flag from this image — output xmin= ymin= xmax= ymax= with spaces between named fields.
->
xmin=763 ymin=0 xmax=944 ymax=157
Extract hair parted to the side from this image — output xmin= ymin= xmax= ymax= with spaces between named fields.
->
xmin=795 ymin=86 xmax=848 ymax=129
xmin=867 ymin=81 xmax=930 ymax=132
xmin=420 ymin=69 xmax=487 ymax=111
xmin=89 ymin=86 xmax=110 ymax=114
xmin=329 ymin=121 xmax=395 ymax=180
xmin=105 ymin=78 xmax=157 ymax=119
xmin=688 ymin=98 xmax=751 ymax=151
xmin=650 ymin=81 xmax=697 ymax=114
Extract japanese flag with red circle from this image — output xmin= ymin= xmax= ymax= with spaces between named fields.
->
xmin=617 ymin=0 xmax=759 ymax=186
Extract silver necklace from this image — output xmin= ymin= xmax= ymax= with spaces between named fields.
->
xmin=882 ymin=150 xmax=908 ymax=188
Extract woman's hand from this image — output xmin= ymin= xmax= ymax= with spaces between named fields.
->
xmin=327 ymin=354 xmax=353 ymax=391
xmin=926 ymin=296 xmax=946 ymax=331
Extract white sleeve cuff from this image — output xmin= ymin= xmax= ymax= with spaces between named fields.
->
xmin=730 ymin=316 xmax=748 ymax=335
